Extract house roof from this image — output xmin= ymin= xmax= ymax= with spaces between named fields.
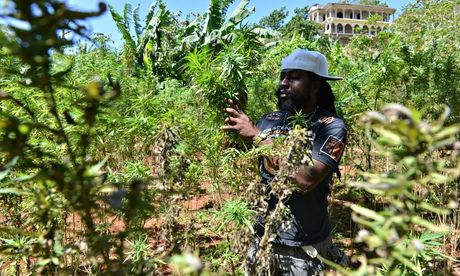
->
xmin=310 ymin=3 xmax=396 ymax=14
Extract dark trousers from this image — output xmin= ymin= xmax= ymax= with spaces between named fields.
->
xmin=245 ymin=235 xmax=347 ymax=276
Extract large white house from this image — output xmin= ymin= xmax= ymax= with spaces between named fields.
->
xmin=308 ymin=3 xmax=396 ymax=43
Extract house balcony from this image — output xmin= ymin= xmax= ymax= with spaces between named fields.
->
xmin=322 ymin=17 xmax=391 ymax=36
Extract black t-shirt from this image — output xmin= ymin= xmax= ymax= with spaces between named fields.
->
xmin=255 ymin=107 xmax=347 ymax=246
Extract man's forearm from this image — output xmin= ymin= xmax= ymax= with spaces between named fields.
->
xmin=292 ymin=161 xmax=331 ymax=192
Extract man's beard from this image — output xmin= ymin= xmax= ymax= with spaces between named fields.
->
xmin=275 ymin=87 xmax=310 ymax=114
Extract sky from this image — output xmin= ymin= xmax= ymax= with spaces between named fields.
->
xmin=66 ymin=0 xmax=415 ymax=48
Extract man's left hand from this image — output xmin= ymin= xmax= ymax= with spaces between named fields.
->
xmin=221 ymin=99 xmax=259 ymax=141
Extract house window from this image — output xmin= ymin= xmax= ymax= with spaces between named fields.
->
xmin=362 ymin=25 xmax=369 ymax=34
xmin=345 ymin=24 xmax=352 ymax=33
xmin=337 ymin=24 xmax=343 ymax=33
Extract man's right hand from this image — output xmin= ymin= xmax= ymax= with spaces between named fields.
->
xmin=221 ymin=99 xmax=259 ymax=141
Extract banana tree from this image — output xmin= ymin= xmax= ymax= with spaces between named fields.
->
xmin=109 ymin=0 xmax=185 ymax=78
xmin=110 ymin=0 xmax=278 ymax=80
xmin=183 ymin=0 xmax=258 ymax=51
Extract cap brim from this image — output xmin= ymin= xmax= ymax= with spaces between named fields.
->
xmin=324 ymin=76 xmax=342 ymax=80
xmin=317 ymin=73 xmax=342 ymax=80
xmin=282 ymin=68 xmax=343 ymax=80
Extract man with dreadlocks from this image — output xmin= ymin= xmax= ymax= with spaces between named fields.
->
xmin=222 ymin=49 xmax=348 ymax=275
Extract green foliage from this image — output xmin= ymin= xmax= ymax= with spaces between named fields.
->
xmin=124 ymin=234 xmax=157 ymax=272
xmin=109 ymin=4 xmax=137 ymax=56
xmin=256 ymin=5 xmax=321 ymax=39
xmin=355 ymin=0 xmax=389 ymax=6
xmin=1 ymin=0 xmax=459 ymax=274
xmin=396 ymin=0 xmax=460 ymax=121
xmin=215 ymin=198 xmax=255 ymax=233
xmin=202 ymin=0 xmax=235 ymax=34
xmin=257 ymin=6 xmax=289 ymax=31
xmin=281 ymin=6 xmax=322 ymax=39
xmin=184 ymin=0 xmax=256 ymax=49
xmin=339 ymin=104 xmax=460 ymax=275
xmin=109 ymin=0 xmax=194 ymax=79
xmin=182 ymin=0 xmax=272 ymax=132
xmin=185 ymin=42 xmax=255 ymax=116
xmin=367 ymin=13 xmax=384 ymax=24
xmin=341 ymin=0 xmax=389 ymax=6
xmin=0 ymin=1 xmax=164 ymax=274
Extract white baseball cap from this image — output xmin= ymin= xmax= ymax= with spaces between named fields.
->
xmin=281 ymin=49 xmax=342 ymax=80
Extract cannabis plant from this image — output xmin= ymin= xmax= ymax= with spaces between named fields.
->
xmin=331 ymin=104 xmax=460 ymax=275
xmin=0 ymin=1 xmax=157 ymax=274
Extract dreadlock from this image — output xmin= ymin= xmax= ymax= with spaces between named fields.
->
xmin=317 ymin=80 xmax=337 ymax=115
xmin=316 ymin=79 xmax=341 ymax=184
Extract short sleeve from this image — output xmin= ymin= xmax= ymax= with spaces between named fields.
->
xmin=312 ymin=121 xmax=347 ymax=172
